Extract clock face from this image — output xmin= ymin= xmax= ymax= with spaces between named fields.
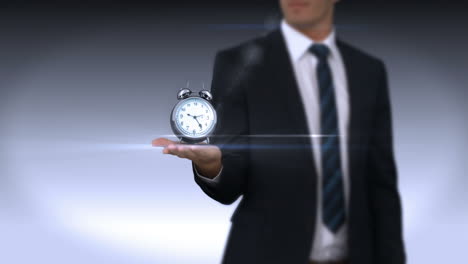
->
xmin=172 ymin=97 xmax=216 ymax=139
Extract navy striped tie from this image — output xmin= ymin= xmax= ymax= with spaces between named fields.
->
xmin=309 ymin=43 xmax=346 ymax=234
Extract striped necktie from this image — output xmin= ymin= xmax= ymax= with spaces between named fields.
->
xmin=309 ymin=43 xmax=346 ymax=234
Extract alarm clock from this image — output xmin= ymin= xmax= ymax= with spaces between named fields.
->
xmin=170 ymin=87 xmax=217 ymax=143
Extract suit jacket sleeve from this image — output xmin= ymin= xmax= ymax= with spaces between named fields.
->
xmin=193 ymin=163 xmax=223 ymax=183
xmin=368 ymin=61 xmax=406 ymax=263
xmin=192 ymin=50 xmax=250 ymax=205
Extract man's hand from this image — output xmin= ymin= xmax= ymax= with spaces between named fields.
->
xmin=152 ymin=137 xmax=222 ymax=179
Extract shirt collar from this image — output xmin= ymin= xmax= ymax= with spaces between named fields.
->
xmin=280 ymin=19 xmax=338 ymax=62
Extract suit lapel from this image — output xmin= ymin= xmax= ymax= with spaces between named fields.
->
xmin=263 ymin=29 xmax=319 ymax=253
xmin=336 ymin=39 xmax=367 ymax=255
xmin=337 ymin=39 xmax=361 ymax=174
xmin=264 ymin=29 xmax=311 ymax=137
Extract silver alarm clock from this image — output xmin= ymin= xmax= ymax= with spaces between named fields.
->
xmin=170 ymin=86 xmax=217 ymax=143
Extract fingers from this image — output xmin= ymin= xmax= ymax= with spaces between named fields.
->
xmin=164 ymin=144 xmax=197 ymax=160
xmin=152 ymin=137 xmax=184 ymax=156
xmin=152 ymin=137 xmax=217 ymax=162
xmin=152 ymin=137 xmax=178 ymax=147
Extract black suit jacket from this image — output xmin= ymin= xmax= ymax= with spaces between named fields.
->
xmin=192 ymin=28 xmax=406 ymax=264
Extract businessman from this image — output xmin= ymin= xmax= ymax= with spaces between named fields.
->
xmin=152 ymin=0 xmax=406 ymax=263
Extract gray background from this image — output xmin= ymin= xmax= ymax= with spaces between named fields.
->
xmin=1 ymin=1 xmax=467 ymax=263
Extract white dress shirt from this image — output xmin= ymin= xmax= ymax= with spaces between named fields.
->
xmin=280 ymin=19 xmax=350 ymax=261
xmin=195 ymin=19 xmax=350 ymax=262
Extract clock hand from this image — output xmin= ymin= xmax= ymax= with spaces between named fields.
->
xmin=193 ymin=117 xmax=203 ymax=128
xmin=187 ymin=113 xmax=204 ymax=118
xmin=186 ymin=113 xmax=203 ymax=128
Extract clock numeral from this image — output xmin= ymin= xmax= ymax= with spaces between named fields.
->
xmin=193 ymin=129 xmax=196 ymax=135
xmin=179 ymin=114 xmax=183 ymax=119
xmin=201 ymin=104 xmax=204 ymax=108
xmin=187 ymin=104 xmax=190 ymax=107
xmin=205 ymin=110 xmax=208 ymax=113
xmin=194 ymin=102 xmax=198 ymax=106
xmin=205 ymin=123 xmax=207 ymax=126
xmin=186 ymin=126 xmax=189 ymax=130
xmin=206 ymin=116 xmax=209 ymax=120
xmin=181 ymin=121 xmax=184 ymax=126
xmin=181 ymin=107 xmax=186 ymax=111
